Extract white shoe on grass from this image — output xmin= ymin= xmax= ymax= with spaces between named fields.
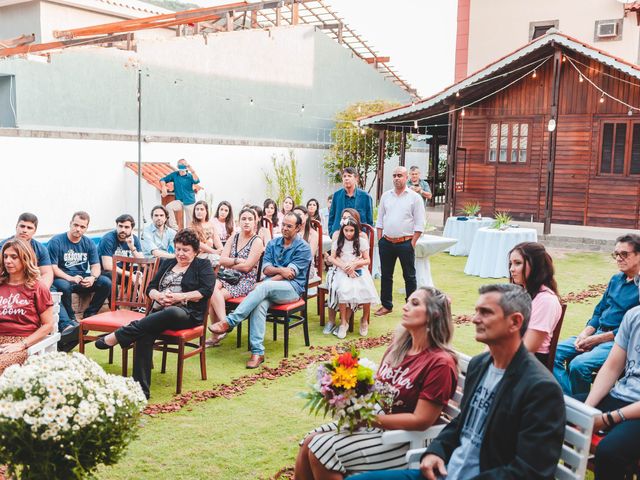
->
xmin=334 ymin=324 xmax=348 ymax=339
xmin=323 ymin=322 xmax=336 ymax=335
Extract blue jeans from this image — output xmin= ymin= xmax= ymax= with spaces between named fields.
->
xmin=52 ymin=276 xmax=112 ymax=330
xmin=553 ymin=335 xmax=614 ymax=395
xmin=226 ymin=280 xmax=299 ymax=355
xmin=348 ymin=471 xmax=424 ymax=480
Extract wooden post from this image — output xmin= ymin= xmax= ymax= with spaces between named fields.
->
xmin=291 ymin=0 xmax=299 ymax=25
xmin=443 ymin=106 xmax=459 ymax=222
xmin=276 ymin=6 xmax=282 ymax=26
xmin=251 ymin=10 xmax=258 ymax=28
xmin=429 ymin=134 xmax=439 ymax=207
xmin=399 ymin=130 xmax=407 ymax=167
xmin=543 ymin=48 xmax=563 ymax=235
xmin=226 ymin=11 xmax=234 ymax=32
xmin=376 ymin=130 xmax=387 ymax=203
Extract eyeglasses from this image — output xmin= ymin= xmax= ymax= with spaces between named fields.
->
xmin=611 ymin=251 xmax=635 ymax=260
xmin=392 ymin=174 xmax=404 ymax=178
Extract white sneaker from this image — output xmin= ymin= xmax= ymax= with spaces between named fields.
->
xmin=323 ymin=322 xmax=336 ymax=335
xmin=359 ymin=322 xmax=369 ymax=337
xmin=334 ymin=324 xmax=348 ymax=339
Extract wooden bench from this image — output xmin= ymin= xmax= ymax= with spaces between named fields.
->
xmin=387 ymin=351 xmax=600 ymax=478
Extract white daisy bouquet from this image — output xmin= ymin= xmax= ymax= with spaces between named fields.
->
xmin=0 ymin=352 xmax=147 ymax=480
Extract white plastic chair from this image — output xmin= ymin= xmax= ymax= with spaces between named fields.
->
xmin=27 ymin=291 xmax=62 ymax=356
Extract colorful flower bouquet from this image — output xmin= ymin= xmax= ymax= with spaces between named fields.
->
xmin=0 ymin=352 xmax=147 ymax=480
xmin=301 ymin=348 xmax=393 ymax=433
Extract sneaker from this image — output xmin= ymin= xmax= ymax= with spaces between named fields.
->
xmin=359 ymin=322 xmax=369 ymax=337
xmin=334 ymin=324 xmax=348 ymax=339
xmin=323 ymin=322 xmax=336 ymax=335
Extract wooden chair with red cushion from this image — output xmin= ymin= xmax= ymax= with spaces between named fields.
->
xmin=153 ymin=311 xmax=209 ymax=395
xmin=79 ymin=256 xmax=159 ymax=376
xmin=546 ymin=303 xmax=567 ymax=372
xmin=317 ymin=223 xmax=375 ymax=331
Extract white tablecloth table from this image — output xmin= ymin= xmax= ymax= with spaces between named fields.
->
xmin=325 ymin=233 xmax=457 ymax=287
xmin=464 ymin=227 xmax=538 ymax=278
xmin=443 ymin=216 xmax=495 ymax=256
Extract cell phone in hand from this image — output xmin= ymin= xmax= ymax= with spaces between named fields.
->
xmin=355 ymin=269 xmax=363 ymax=277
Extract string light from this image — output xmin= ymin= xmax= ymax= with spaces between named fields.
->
xmin=562 ymin=55 xmax=566 ymax=63
xmin=455 ymin=92 xmax=460 ymax=97
xmin=413 ymin=120 xmax=418 ymax=129
xmin=301 ymin=104 xmax=305 ymax=113
xmin=360 ymin=127 xmax=366 ymax=134
xmin=600 ymin=93 xmax=605 ymax=104
xmin=629 ymin=109 xmax=634 ymax=116
xmin=579 ymin=75 xmax=583 ymax=83
xmin=461 ymin=108 xmax=466 ymax=117
xmin=249 ymin=98 xmax=254 ymax=106
xmin=532 ymin=70 xmax=537 ymax=79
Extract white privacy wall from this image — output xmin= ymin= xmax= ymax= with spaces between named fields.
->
xmin=0 ymin=135 xmax=335 ymax=238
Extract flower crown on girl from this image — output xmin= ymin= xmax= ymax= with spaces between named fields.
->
xmin=340 ymin=217 xmax=358 ymax=227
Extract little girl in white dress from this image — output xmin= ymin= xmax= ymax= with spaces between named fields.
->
xmin=326 ymin=217 xmax=380 ymax=339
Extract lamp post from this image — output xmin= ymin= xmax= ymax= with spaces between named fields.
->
xmin=137 ymin=68 xmax=142 ymax=239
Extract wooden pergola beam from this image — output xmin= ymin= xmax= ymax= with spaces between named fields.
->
xmin=0 ymin=34 xmax=36 ymax=49
xmin=363 ymin=56 xmax=390 ymax=64
xmin=0 ymin=33 xmax=132 ymax=58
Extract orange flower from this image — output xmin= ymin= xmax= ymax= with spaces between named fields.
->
xmin=337 ymin=352 xmax=358 ymax=369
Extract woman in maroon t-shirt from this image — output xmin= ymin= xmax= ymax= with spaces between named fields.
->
xmin=295 ymin=286 xmax=458 ymax=479
xmin=0 ymin=239 xmax=54 ymax=374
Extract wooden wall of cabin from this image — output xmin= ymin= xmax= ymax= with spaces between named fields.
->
xmin=454 ymin=50 xmax=640 ymax=228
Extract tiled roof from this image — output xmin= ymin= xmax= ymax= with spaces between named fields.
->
xmin=625 ymin=2 xmax=640 ymax=12
xmin=125 ymin=162 xmax=175 ymax=191
xmin=361 ymin=30 xmax=640 ymax=125
xmin=125 ymin=162 xmax=203 ymax=192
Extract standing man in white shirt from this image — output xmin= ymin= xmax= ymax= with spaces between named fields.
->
xmin=374 ymin=166 xmax=425 ymax=316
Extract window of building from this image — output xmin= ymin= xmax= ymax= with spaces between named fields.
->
xmin=529 ymin=20 xmax=559 ymax=41
xmin=488 ymin=122 xmax=529 ymax=164
xmin=600 ymin=120 xmax=640 ymax=175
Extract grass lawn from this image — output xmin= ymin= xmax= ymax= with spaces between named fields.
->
xmin=93 ymin=250 xmax=616 ymax=479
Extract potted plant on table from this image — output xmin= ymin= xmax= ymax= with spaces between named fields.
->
xmin=492 ymin=211 xmax=513 ymax=231
xmin=458 ymin=201 xmax=481 ymax=219
xmin=0 ymin=352 xmax=146 ymax=479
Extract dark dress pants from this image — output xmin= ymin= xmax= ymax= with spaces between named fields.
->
xmin=53 ymin=275 xmax=112 ymax=323
xmin=574 ymin=393 xmax=640 ymax=480
xmin=114 ymin=306 xmax=196 ymax=398
xmin=379 ymin=237 xmax=416 ymax=310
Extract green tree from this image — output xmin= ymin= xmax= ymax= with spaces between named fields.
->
xmin=324 ymin=100 xmax=407 ymax=190
xmin=264 ymin=150 xmax=303 ymax=206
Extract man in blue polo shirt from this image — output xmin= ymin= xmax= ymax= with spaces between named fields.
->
xmin=554 ymin=233 xmax=640 ymax=395
xmin=327 ymin=167 xmax=373 ymax=236
xmin=160 ymin=158 xmax=200 ymax=230
xmin=98 ymin=213 xmax=145 ymax=281
xmin=210 ymin=212 xmax=312 ymax=369
xmin=48 ymin=211 xmax=111 ymax=341
xmin=0 ymin=212 xmax=53 ymax=287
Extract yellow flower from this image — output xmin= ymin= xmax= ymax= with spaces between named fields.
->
xmin=332 ymin=366 xmax=358 ymax=389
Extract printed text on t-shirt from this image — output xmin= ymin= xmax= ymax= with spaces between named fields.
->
xmin=0 ymin=292 xmax=29 ymax=316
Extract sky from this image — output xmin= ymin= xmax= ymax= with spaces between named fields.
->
xmin=190 ymin=0 xmax=459 ymax=98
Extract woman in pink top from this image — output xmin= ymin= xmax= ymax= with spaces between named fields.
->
xmin=0 ymin=239 xmax=54 ymax=374
xmin=212 ymin=201 xmax=235 ymax=245
xmin=509 ymin=242 xmax=562 ymax=366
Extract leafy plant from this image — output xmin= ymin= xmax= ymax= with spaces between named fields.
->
xmin=323 ymin=100 xmax=408 ymax=191
xmin=0 ymin=352 xmax=146 ymax=480
xmin=264 ymin=150 xmax=303 ymax=206
xmin=458 ymin=201 xmax=481 ymax=217
xmin=492 ymin=211 xmax=513 ymax=230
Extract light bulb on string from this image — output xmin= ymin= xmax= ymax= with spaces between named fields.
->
xmin=600 ymin=94 xmax=605 ymax=104
xmin=250 ymin=98 xmax=254 ymax=106
xmin=360 ymin=127 xmax=366 ymax=134
xmin=461 ymin=108 xmax=466 ymax=117
xmin=532 ymin=70 xmax=537 ymax=79
xmin=455 ymin=92 xmax=460 ymax=98
xmin=562 ymin=55 xmax=566 ymax=63
xmin=413 ymin=120 xmax=418 ymax=130
xmin=301 ymin=104 xmax=305 ymax=113
xmin=579 ymin=75 xmax=583 ymax=83
xmin=629 ymin=109 xmax=634 ymax=116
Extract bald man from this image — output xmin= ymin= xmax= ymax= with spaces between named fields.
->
xmin=375 ymin=166 xmax=425 ymax=316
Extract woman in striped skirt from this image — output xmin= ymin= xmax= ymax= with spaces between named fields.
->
xmin=294 ymin=286 xmax=458 ymax=480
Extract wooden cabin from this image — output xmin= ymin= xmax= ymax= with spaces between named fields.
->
xmin=363 ymin=31 xmax=640 ymax=231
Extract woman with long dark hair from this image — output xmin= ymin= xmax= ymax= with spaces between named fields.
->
xmin=295 ymin=287 xmax=457 ymax=479
xmin=509 ymin=241 xmax=562 ymax=365
xmin=212 ymin=201 xmax=235 ymax=245
xmin=306 ymin=198 xmax=321 ymax=223
xmin=250 ymin=205 xmax=272 ymax=246
xmin=263 ymin=198 xmax=280 ymax=235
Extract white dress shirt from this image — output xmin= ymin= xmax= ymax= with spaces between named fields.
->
xmin=375 ymin=187 xmax=425 ymax=238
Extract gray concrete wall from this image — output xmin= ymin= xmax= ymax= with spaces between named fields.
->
xmin=0 ymin=25 xmax=411 ymax=142
xmin=0 ymin=75 xmax=17 ymax=127
xmin=0 ymin=2 xmax=42 ymax=42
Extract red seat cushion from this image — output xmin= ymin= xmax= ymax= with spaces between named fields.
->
xmin=80 ymin=310 xmax=144 ymax=330
xmin=226 ymin=296 xmax=245 ymax=305
xmin=161 ymin=325 xmax=204 ymax=339
xmin=592 ymin=433 xmax=605 ymax=449
xmin=269 ymin=299 xmax=305 ymax=312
